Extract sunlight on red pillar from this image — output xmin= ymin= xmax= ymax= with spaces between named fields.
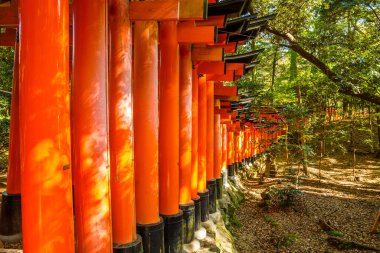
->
xmin=109 ymin=0 xmax=137 ymax=244
xmin=19 ymin=0 xmax=75 ymax=251
xmin=134 ymin=21 xmax=160 ymax=224
xmin=159 ymin=21 xmax=180 ymax=215
xmin=72 ymin=1 xmax=112 ymax=252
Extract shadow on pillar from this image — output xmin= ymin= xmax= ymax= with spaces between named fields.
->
xmin=137 ymin=218 xmax=164 ymax=253
xmin=113 ymin=235 xmax=143 ymax=253
xmin=161 ymin=211 xmax=183 ymax=253
xmin=215 ymin=177 xmax=223 ymax=200
xmin=179 ymin=203 xmax=195 ymax=244
xmin=192 ymin=197 xmax=201 ymax=231
xmin=0 ymin=192 xmax=22 ymax=243
xmin=198 ymin=190 xmax=209 ymax=222
xmin=228 ymin=164 xmax=235 ymax=178
xmin=206 ymin=179 xmax=217 ymax=214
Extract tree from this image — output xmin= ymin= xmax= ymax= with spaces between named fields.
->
xmin=251 ymin=0 xmax=380 ymax=105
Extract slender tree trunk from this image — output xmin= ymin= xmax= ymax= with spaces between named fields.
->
xmin=271 ymin=47 xmax=278 ymax=104
xmin=265 ymin=26 xmax=380 ymax=105
xmin=376 ymin=107 xmax=380 ymax=158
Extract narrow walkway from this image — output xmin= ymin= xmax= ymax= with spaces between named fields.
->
xmin=232 ymin=155 xmax=380 ymax=252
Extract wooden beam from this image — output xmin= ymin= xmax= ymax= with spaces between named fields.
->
xmin=130 ymin=1 xmax=179 ymax=21
xmin=198 ymin=61 xmax=225 ymax=75
xmin=214 ymin=82 xmax=237 ymax=97
xmin=207 ymin=70 xmax=235 ymax=82
xmin=196 ymin=15 xmax=225 ymax=28
xmin=177 ymin=21 xmax=216 ymax=44
xmin=220 ymin=101 xmax=231 ymax=108
xmin=179 ymin=0 xmax=206 ymax=20
xmin=208 ymin=33 xmax=228 ymax=46
xmin=0 ymin=27 xmax=15 ymax=46
xmin=216 ymin=95 xmax=239 ymax=102
xmin=191 ymin=46 xmax=224 ymax=62
xmin=226 ymin=63 xmax=244 ymax=76
xmin=208 ymin=41 xmax=237 ymax=53
xmin=0 ymin=6 xmax=18 ymax=27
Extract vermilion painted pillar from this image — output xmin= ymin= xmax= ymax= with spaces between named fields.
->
xmin=239 ymin=130 xmax=243 ymax=163
xmin=206 ymin=81 xmax=216 ymax=214
xmin=72 ymin=1 xmax=112 ymax=252
xmin=214 ymin=114 xmax=222 ymax=199
xmin=191 ymin=66 xmax=201 ymax=230
xmin=206 ymin=81 xmax=214 ymax=181
xmin=227 ymin=128 xmax=235 ymax=177
xmin=191 ymin=68 xmax=199 ymax=198
xmin=134 ymin=20 xmax=164 ymax=252
xmin=0 ymin=38 xmax=21 ymax=242
xmin=179 ymin=44 xmax=192 ymax=206
xmin=109 ymin=0 xmax=141 ymax=251
xmin=19 ymin=0 xmax=75 ymax=251
xmin=5 ymin=41 xmax=20 ymax=195
xmin=222 ymin=124 xmax=228 ymax=173
xmin=159 ymin=21 xmax=180 ymax=216
xmin=248 ymin=128 xmax=253 ymax=161
xmin=242 ymin=129 xmax=246 ymax=164
xmin=178 ymin=43 xmax=195 ymax=244
xmin=159 ymin=21 xmax=183 ymax=252
xmin=234 ymin=129 xmax=240 ymax=171
xmin=198 ymin=75 xmax=209 ymax=221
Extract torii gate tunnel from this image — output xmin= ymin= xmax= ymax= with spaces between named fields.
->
xmin=0 ymin=0 xmax=285 ymax=252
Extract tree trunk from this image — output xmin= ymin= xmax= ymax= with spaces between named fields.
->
xmin=376 ymin=107 xmax=380 ymax=158
xmin=265 ymin=26 xmax=380 ymax=105
xmin=271 ymin=47 xmax=278 ymax=104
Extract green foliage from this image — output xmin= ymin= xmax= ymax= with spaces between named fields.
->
xmin=270 ymin=233 xmax=298 ymax=248
xmin=325 ymin=230 xmax=344 ymax=237
xmin=264 ymin=214 xmax=279 ymax=227
xmin=262 ymin=185 xmax=303 ymax=208
xmin=0 ymin=47 xmax=14 ymax=169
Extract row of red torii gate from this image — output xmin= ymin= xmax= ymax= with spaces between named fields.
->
xmin=0 ymin=0 xmax=286 ymax=252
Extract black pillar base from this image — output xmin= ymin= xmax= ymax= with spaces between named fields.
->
xmin=137 ymin=218 xmax=165 ymax=253
xmin=179 ymin=202 xmax=195 ymax=244
xmin=227 ymin=164 xmax=235 ymax=177
xmin=192 ymin=197 xmax=201 ymax=230
xmin=206 ymin=179 xmax=217 ymax=214
xmin=215 ymin=177 xmax=223 ymax=199
xmin=232 ymin=162 xmax=238 ymax=172
xmin=113 ymin=235 xmax=143 ymax=253
xmin=0 ymin=192 xmax=22 ymax=243
xmin=161 ymin=212 xmax=183 ymax=253
xmin=198 ymin=190 xmax=209 ymax=222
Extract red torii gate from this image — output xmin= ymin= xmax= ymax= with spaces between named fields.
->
xmin=0 ymin=0 xmax=281 ymax=252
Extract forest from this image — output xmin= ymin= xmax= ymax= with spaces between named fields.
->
xmin=0 ymin=0 xmax=379 ymax=252
xmin=228 ymin=0 xmax=380 ymax=252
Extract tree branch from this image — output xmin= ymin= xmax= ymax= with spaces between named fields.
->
xmin=0 ymin=89 xmax=11 ymax=97
xmin=265 ymin=26 xmax=380 ymax=105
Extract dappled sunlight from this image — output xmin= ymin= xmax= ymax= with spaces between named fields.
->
xmin=72 ymin=128 xmax=112 ymax=250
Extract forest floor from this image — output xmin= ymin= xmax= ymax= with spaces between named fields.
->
xmin=231 ymin=153 xmax=380 ymax=253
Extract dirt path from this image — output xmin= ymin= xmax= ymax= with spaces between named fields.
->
xmin=232 ymin=154 xmax=380 ymax=253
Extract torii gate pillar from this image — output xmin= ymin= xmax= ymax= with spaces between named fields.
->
xmin=0 ymin=37 xmax=21 ymax=243
xmin=134 ymin=20 xmax=164 ymax=253
xmin=109 ymin=0 xmax=142 ymax=251
xmin=159 ymin=20 xmax=183 ymax=253
xmin=19 ymin=0 xmax=75 ymax=251
xmin=198 ymin=75 xmax=209 ymax=221
xmin=72 ymin=1 xmax=112 ymax=252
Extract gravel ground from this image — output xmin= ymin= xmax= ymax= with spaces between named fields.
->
xmin=231 ymin=154 xmax=380 ymax=253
